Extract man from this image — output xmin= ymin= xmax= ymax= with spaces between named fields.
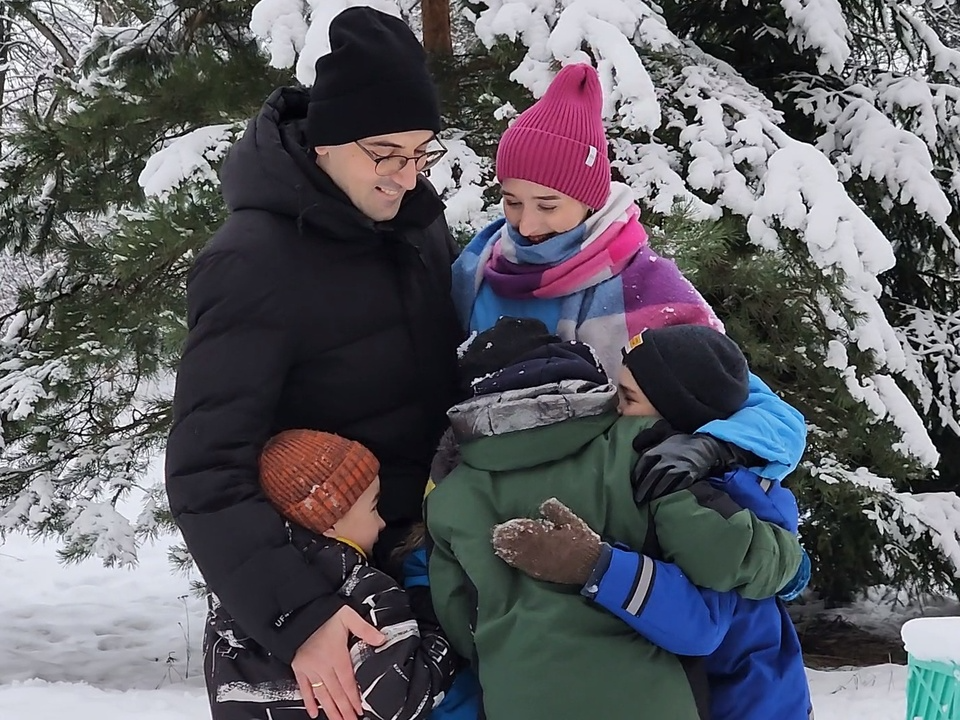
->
xmin=164 ymin=8 xmax=462 ymax=720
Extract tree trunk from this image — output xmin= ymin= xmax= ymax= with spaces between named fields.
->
xmin=422 ymin=0 xmax=452 ymax=56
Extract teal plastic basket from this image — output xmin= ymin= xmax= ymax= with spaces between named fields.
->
xmin=906 ymin=655 xmax=960 ymax=720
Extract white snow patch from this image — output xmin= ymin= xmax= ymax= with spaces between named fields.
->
xmin=250 ymin=0 xmax=309 ymax=69
xmin=901 ymin=617 xmax=960 ymax=664
xmin=139 ymin=125 xmax=240 ymax=200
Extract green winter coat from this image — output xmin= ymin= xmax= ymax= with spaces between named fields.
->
xmin=426 ymin=379 xmax=802 ymax=720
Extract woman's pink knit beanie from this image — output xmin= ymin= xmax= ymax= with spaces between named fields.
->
xmin=496 ymin=63 xmax=611 ymax=210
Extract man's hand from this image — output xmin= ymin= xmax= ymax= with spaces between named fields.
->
xmin=292 ymin=605 xmax=386 ymax=720
xmin=492 ymin=498 xmax=602 ymax=586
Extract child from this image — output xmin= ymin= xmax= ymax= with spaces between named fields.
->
xmin=494 ymin=323 xmax=813 ymax=720
xmin=203 ymin=429 xmax=457 ymax=720
xmin=426 ymin=318 xmax=803 ymax=720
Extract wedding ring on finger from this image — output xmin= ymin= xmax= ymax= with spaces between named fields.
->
xmin=311 ymin=681 xmax=324 ymax=689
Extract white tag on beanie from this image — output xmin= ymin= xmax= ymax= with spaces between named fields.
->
xmin=585 ymin=145 xmax=598 ymax=167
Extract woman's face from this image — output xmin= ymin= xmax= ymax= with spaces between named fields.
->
xmin=500 ymin=178 xmax=591 ymax=244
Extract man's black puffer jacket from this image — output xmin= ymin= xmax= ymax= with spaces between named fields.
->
xmin=165 ymin=86 xmax=462 ymax=663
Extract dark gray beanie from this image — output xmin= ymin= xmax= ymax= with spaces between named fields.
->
xmin=622 ymin=325 xmax=749 ymax=433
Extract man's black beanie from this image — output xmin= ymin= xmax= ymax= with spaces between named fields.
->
xmin=622 ymin=325 xmax=749 ymax=433
xmin=306 ymin=7 xmax=441 ymax=147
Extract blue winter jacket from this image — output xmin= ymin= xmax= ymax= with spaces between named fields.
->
xmin=584 ymin=466 xmax=813 ymax=720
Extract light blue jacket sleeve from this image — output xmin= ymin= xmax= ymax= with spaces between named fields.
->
xmin=584 ymin=544 xmax=737 ymax=656
xmin=697 ymin=374 xmax=806 ymax=480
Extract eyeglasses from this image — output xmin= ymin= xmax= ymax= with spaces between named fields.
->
xmin=354 ymin=139 xmax=448 ymax=177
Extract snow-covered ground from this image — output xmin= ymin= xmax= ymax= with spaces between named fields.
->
xmin=0 ymin=528 xmax=918 ymax=720
xmin=0 ymin=459 xmax=944 ymax=720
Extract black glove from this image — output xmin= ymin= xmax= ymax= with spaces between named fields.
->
xmin=631 ymin=427 xmax=761 ymax=505
xmin=631 ymin=419 xmax=683 ymax=456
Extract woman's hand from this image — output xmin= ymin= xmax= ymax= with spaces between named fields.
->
xmin=492 ymin=498 xmax=601 ymax=586
xmin=291 ymin=605 xmax=385 ymax=720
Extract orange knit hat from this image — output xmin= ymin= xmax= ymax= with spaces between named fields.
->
xmin=259 ymin=430 xmax=380 ymax=534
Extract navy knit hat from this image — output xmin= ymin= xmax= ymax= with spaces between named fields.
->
xmin=307 ymin=7 xmax=441 ymax=146
xmin=459 ymin=317 xmax=607 ymax=396
xmin=621 ymin=325 xmax=749 ymax=433
xmin=472 ymin=342 xmax=608 ymax=397
xmin=459 ymin=317 xmax=561 ymax=391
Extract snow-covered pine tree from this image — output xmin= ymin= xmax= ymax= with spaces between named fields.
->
xmin=0 ymin=0 xmax=486 ymax=572
xmin=4 ymin=0 xmax=958 ymax=601
xmin=0 ymin=0 xmax=282 ymax=566
xmin=253 ymin=0 xmax=960 ymax=600
xmin=0 ymin=0 xmax=93 ymax=310
xmin=475 ymin=0 xmax=960 ymax=600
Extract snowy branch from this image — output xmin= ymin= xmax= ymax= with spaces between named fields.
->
xmin=138 ymin=124 xmax=241 ymax=200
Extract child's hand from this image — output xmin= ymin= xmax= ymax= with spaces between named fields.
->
xmin=492 ymin=498 xmax=601 ymax=585
xmin=632 ymin=431 xmax=759 ymax=505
